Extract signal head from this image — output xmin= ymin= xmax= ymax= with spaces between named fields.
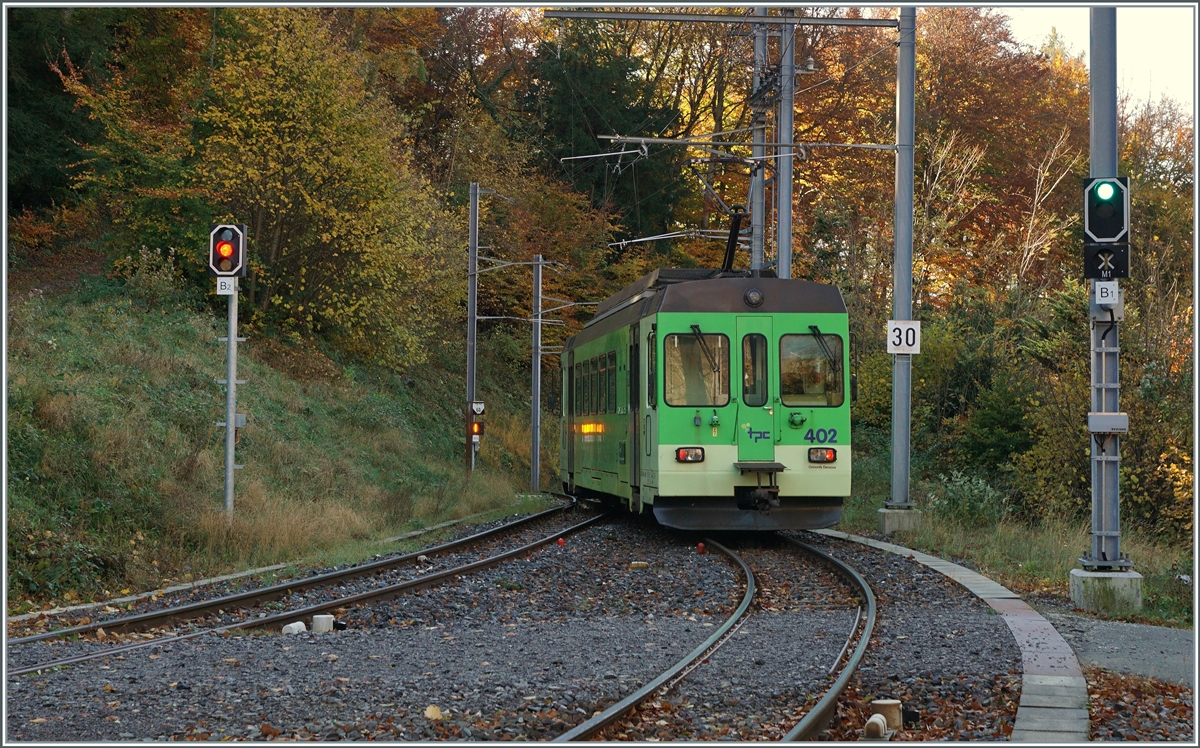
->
xmin=1084 ymin=177 xmax=1129 ymax=243
xmin=209 ymin=224 xmax=247 ymax=277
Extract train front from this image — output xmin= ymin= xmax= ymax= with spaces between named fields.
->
xmin=649 ymin=277 xmax=850 ymax=531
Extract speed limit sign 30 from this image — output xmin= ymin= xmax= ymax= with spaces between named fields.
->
xmin=887 ymin=320 xmax=921 ymax=354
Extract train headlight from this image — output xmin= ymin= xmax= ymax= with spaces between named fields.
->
xmin=675 ymin=447 xmax=705 ymax=463
xmin=744 ymin=288 xmax=764 ymax=308
xmin=808 ymin=447 xmax=837 ymax=463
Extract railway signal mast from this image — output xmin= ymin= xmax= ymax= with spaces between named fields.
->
xmin=209 ymin=223 xmax=248 ymax=519
xmin=1071 ymin=8 xmax=1141 ymax=613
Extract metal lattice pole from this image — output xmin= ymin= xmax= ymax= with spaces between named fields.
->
xmin=1085 ymin=8 xmax=1125 ymax=568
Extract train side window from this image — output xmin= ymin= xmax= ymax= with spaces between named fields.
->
xmin=664 ymin=332 xmax=730 ymax=407
xmin=742 ymin=333 xmax=768 ymax=407
xmin=598 ymin=356 xmax=607 ymax=414
xmin=780 ymin=334 xmax=845 ymax=407
xmin=573 ymin=364 xmax=581 ymax=416
xmin=646 ymin=331 xmax=657 ymax=409
xmin=590 ymin=357 xmax=598 ymax=415
xmin=607 ymin=351 xmax=617 ymax=412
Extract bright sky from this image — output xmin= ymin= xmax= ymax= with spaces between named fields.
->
xmin=999 ymin=5 xmax=1196 ymax=109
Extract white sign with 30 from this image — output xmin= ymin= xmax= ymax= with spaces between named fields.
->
xmin=886 ymin=320 xmax=921 ymax=355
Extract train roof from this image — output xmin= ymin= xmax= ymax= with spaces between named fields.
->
xmin=585 ymin=269 xmax=845 ymax=328
xmin=563 ymin=269 xmax=846 ymax=352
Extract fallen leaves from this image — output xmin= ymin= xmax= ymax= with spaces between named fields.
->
xmin=1086 ymin=667 xmax=1194 ymax=741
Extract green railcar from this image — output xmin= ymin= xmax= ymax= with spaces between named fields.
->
xmin=560 ymin=268 xmax=850 ymax=531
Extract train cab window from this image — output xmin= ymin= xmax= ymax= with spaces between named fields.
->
xmin=742 ymin=334 xmax=768 ymax=407
xmin=598 ymin=356 xmax=607 ymax=414
xmin=780 ymin=333 xmax=845 ymax=407
xmin=664 ymin=332 xmax=730 ymax=407
xmin=647 ymin=331 xmax=657 ymax=409
xmin=607 ymin=351 xmax=617 ymax=412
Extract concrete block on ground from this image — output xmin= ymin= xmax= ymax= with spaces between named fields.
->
xmin=312 ymin=614 xmax=334 ymax=633
xmin=877 ymin=507 xmax=922 ymax=534
xmin=870 ymin=699 xmax=902 ymax=729
xmin=1069 ymin=568 xmax=1143 ymax=613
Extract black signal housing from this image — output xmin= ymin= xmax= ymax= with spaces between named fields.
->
xmin=209 ymin=224 xmax=248 ymax=277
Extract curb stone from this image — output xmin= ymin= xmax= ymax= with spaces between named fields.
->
xmin=815 ymin=529 xmax=1091 ymax=742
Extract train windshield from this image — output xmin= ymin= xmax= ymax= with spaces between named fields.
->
xmin=664 ymin=332 xmax=730 ymax=407
xmin=780 ymin=334 xmax=844 ymax=407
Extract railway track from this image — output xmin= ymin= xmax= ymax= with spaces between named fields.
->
xmin=8 ymin=500 xmax=607 ymax=676
xmin=554 ymin=532 xmax=875 ymax=741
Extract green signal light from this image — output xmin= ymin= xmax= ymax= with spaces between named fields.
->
xmin=1096 ymin=182 xmax=1115 ymax=201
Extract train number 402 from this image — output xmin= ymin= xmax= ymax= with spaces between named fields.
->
xmin=804 ymin=428 xmax=837 ymax=444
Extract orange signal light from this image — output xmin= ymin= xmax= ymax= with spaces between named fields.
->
xmin=216 ymin=240 xmax=235 ymax=259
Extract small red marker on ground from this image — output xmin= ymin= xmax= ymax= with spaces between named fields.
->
xmin=697 ymin=542 xmax=706 ymax=554
xmin=557 ymin=537 xmax=566 ymax=546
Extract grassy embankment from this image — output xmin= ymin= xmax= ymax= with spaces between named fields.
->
xmin=6 ymin=270 xmax=560 ymax=614
xmin=842 ymin=444 xmax=1193 ymax=628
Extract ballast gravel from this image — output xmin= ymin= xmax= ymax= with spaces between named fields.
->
xmin=8 ymin=507 xmax=580 ymax=642
xmin=786 ymin=530 xmax=1024 ymax=741
xmin=596 ymin=535 xmax=861 ymax=740
xmin=12 ymin=515 xmax=1103 ymax=743
xmin=8 ymin=515 xmax=747 ymax=741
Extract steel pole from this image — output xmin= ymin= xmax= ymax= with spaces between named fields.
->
xmin=531 ymin=255 xmax=543 ymax=493
xmin=776 ymin=8 xmax=795 ymax=279
xmin=1086 ymin=7 xmax=1124 ymax=568
xmin=750 ymin=6 xmax=767 ymax=274
xmin=466 ymin=182 xmax=479 ymax=471
xmin=224 ymin=279 xmax=238 ymax=517
xmin=888 ymin=7 xmax=916 ymax=509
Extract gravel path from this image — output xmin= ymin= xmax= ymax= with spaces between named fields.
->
xmin=1043 ymin=610 xmax=1194 ymax=688
xmin=787 ymin=530 xmax=1024 ymax=741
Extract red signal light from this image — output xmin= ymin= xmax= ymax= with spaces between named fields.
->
xmin=209 ymin=224 xmax=246 ymax=277
xmin=808 ymin=448 xmax=837 ymax=463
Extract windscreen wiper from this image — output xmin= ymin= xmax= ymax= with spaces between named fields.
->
xmin=690 ymin=324 xmax=720 ymax=373
xmin=809 ymin=325 xmax=842 ymax=378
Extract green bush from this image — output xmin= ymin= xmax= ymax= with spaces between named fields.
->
xmin=923 ymin=471 xmax=1010 ymax=524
